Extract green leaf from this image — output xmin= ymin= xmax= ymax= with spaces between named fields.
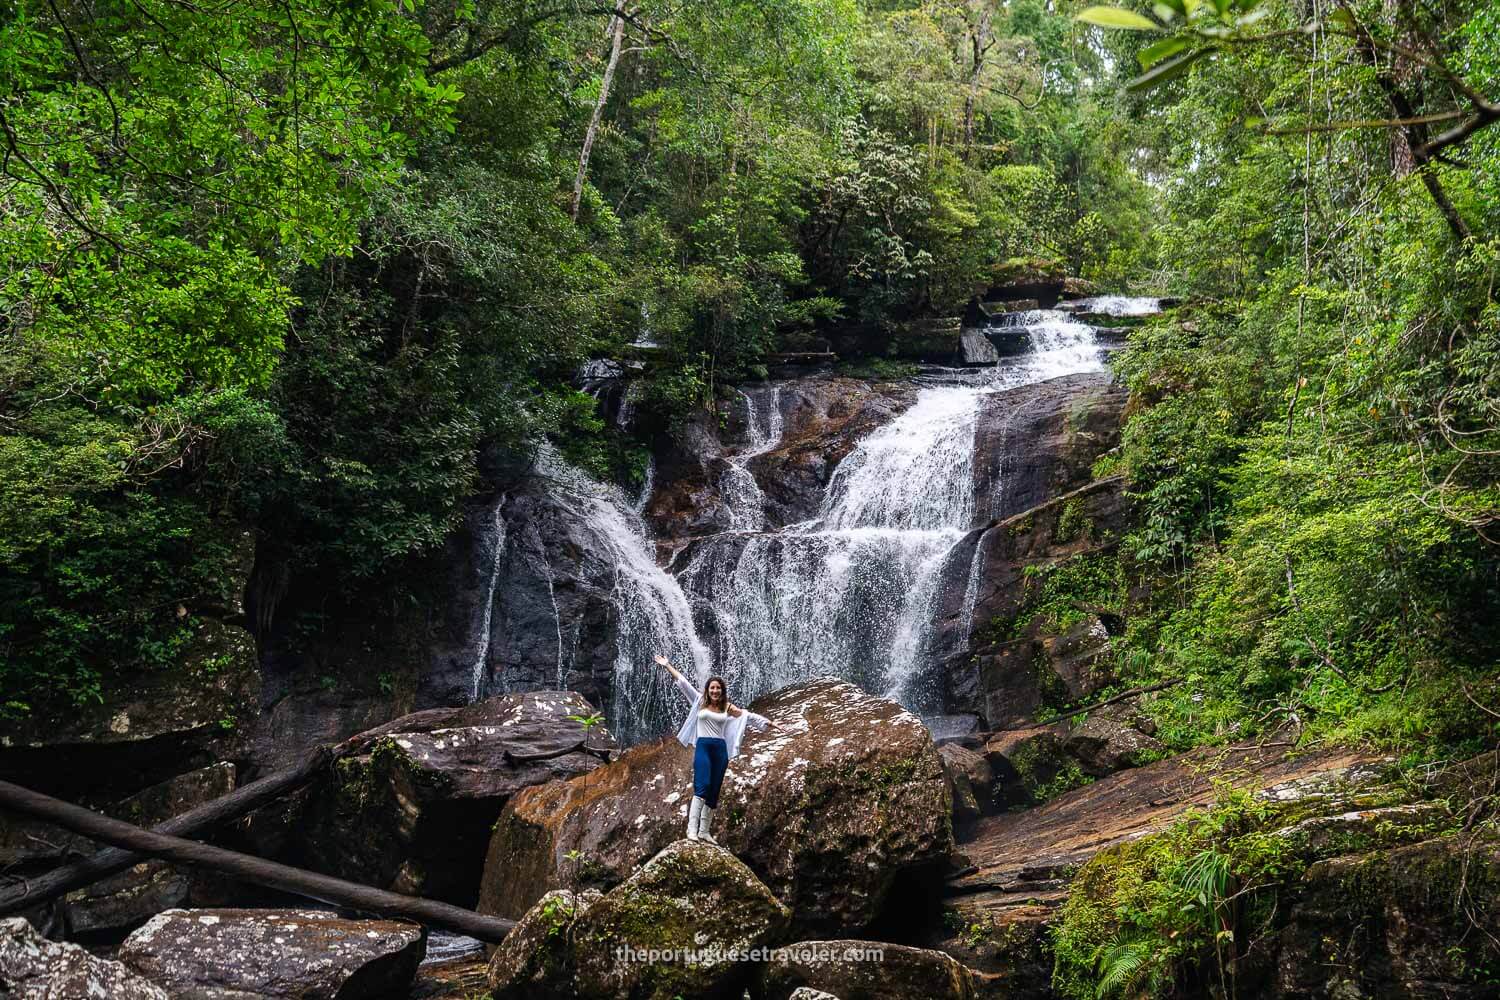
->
xmin=1155 ymin=0 xmax=1186 ymax=13
xmin=1153 ymin=2 xmax=1181 ymax=23
xmin=1126 ymin=45 xmax=1213 ymax=90
xmin=1211 ymin=0 xmax=1231 ymax=13
xmin=1075 ymin=6 xmax=1163 ymax=30
xmin=1139 ymin=35 xmax=1192 ymax=69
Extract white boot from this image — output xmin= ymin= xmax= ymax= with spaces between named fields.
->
xmin=686 ymin=796 xmax=703 ymax=841
xmin=698 ymin=804 xmax=717 ymax=845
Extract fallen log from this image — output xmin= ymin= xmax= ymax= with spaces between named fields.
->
xmin=0 ymin=779 xmax=516 ymax=943
xmin=0 ymin=710 xmax=460 ymax=918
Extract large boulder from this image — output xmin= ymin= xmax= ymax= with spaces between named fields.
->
xmin=0 ymin=916 xmax=168 ymax=999
xmin=759 ymin=940 xmax=976 ymax=1000
xmin=298 ymin=691 xmax=615 ymax=907
xmin=479 ymin=679 xmax=953 ymax=937
xmin=939 ymin=743 xmax=996 ymax=827
xmin=1062 ymin=703 xmax=1165 ymax=777
xmin=489 ymin=841 xmax=790 ymax=1000
xmin=117 ymin=908 xmax=426 ymax=999
xmin=981 ymin=724 xmax=1075 ymax=809
xmin=65 ymin=762 xmax=238 ymax=935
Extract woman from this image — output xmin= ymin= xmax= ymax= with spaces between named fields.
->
xmin=652 ymin=654 xmax=780 ymax=843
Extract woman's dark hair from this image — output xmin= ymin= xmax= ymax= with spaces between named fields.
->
xmin=702 ymin=676 xmax=728 ymax=712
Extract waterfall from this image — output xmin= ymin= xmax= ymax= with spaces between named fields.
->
xmin=490 ymin=297 xmax=1157 ymax=741
xmin=670 ymin=302 xmax=1155 ymax=721
xmin=720 ymin=387 xmax=784 ymax=532
xmin=533 ymin=445 xmax=712 ymax=743
xmin=682 ymin=387 xmax=979 ymax=712
xmin=469 ymin=497 xmax=508 ymax=701
xmin=1063 ymin=294 xmax=1161 ymax=316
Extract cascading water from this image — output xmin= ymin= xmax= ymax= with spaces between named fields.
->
xmin=468 ymin=498 xmax=508 ymax=701
xmin=671 ymin=304 xmax=1133 ymax=719
xmin=682 ymin=387 xmax=983 ymax=712
xmin=505 ymin=298 xmax=1155 ymax=740
xmin=1062 ymin=294 xmax=1161 ymax=317
xmin=719 ymin=387 xmax=784 ymax=531
xmin=530 ymin=445 xmax=711 ymax=743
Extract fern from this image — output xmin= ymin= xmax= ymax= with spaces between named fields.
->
xmin=1092 ymin=934 xmax=1160 ymax=999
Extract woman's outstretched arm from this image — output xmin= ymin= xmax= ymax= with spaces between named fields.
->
xmin=654 ymin=654 xmax=701 ymax=703
xmin=653 ymin=654 xmax=686 ymax=685
xmin=729 ymin=704 xmax=783 ymax=732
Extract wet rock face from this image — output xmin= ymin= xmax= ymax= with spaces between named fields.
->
xmin=969 ymin=372 xmax=1127 ymax=526
xmin=478 ymin=489 xmax=626 ymax=710
xmin=759 ymin=939 xmax=976 ymax=1000
xmin=117 ymin=908 xmax=426 ymax=999
xmin=489 ymin=841 xmax=789 ymax=1000
xmin=934 ymin=477 xmax=1135 ymax=729
xmin=246 ymin=473 xmax=626 ymax=777
xmin=0 ymin=916 xmax=169 ymax=999
xmin=644 ymin=376 xmax=917 ymax=541
xmin=297 ymin=691 xmax=615 ymax=907
xmin=478 ymin=679 xmax=953 ymax=938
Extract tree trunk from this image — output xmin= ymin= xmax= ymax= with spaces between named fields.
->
xmin=1384 ymin=0 xmax=1416 ymax=176
xmin=1342 ymin=0 xmax=1470 ymax=240
xmin=0 ymin=779 xmax=517 ymax=943
xmin=571 ymin=0 xmax=628 ymax=221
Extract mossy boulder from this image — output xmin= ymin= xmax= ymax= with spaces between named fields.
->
xmin=298 ymin=690 xmax=614 ymax=907
xmin=491 ymin=841 xmax=789 ymax=1000
xmin=758 ymin=939 xmax=976 ymax=1000
xmin=487 ymin=888 xmax=602 ymax=1000
xmin=1268 ymin=835 xmax=1500 ymax=997
xmin=982 ymin=724 xmax=1076 ymax=807
xmin=479 ymin=679 xmax=952 ymax=938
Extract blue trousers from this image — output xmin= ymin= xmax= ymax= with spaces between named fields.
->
xmin=693 ymin=737 xmax=729 ymax=808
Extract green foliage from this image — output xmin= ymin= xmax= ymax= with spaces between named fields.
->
xmin=1014 ymin=554 xmax=1129 ymax=639
xmin=1051 ymin=786 xmax=1298 ymax=999
xmin=1092 ymin=0 xmax=1500 ymax=756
